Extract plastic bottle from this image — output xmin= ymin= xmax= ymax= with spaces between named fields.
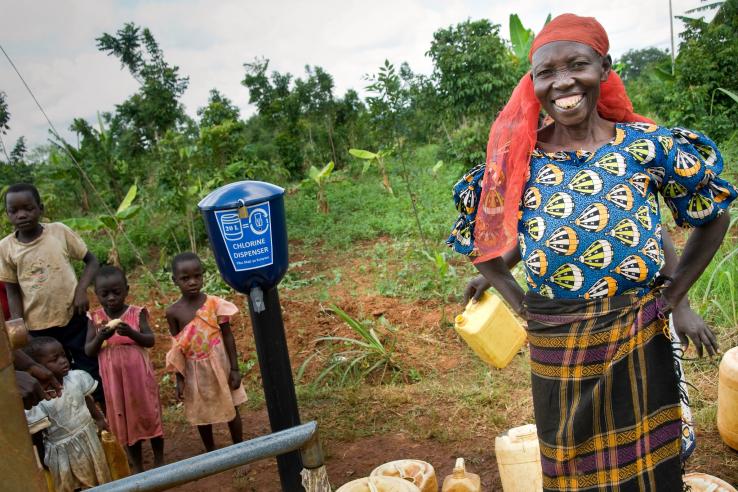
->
xmin=370 ymin=459 xmax=438 ymax=492
xmin=441 ymin=458 xmax=481 ymax=492
xmin=718 ymin=346 xmax=738 ymax=451
xmin=100 ymin=430 xmax=131 ymax=480
xmin=495 ymin=424 xmax=542 ymax=492
xmin=454 ymin=291 xmax=526 ymax=369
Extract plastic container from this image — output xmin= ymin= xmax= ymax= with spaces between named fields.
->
xmin=371 ymin=459 xmax=438 ymax=492
xmin=718 ymin=346 xmax=738 ymax=451
xmin=440 ymin=458 xmax=481 ymax=492
xmin=683 ymin=473 xmax=737 ymax=492
xmin=336 ymin=476 xmax=421 ymax=492
xmin=454 ymin=292 xmax=526 ymax=368
xmin=100 ymin=430 xmax=131 ymax=480
xmin=495 ymin=424 xmax=543 ymax=492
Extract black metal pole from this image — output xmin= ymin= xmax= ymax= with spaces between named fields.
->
xmin=247 ymin=286 xmax=304 ymax=492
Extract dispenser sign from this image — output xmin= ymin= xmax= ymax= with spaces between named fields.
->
xmin=214 ymin=202 xmax=273 ymax=271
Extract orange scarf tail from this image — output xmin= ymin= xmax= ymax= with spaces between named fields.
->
xmin=475 ymin=73 xmax=540 ymax=262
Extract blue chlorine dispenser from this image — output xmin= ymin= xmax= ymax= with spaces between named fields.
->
xmin=199 ymin=181 xmax=304 ymax=491
xmin=199 ymin=181 xmax=288 ymax=303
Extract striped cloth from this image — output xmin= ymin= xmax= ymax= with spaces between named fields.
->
xmin=524 ymin=290 xmax=683 ymax=491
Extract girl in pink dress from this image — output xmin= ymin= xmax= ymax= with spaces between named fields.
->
xmin=85 ymin=265 xmax=164 ymax=473
xmin=165 ymin=252 xmax=246 ymax=452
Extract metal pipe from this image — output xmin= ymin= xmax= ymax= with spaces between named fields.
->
xmin=299 ymin=424 xmax=325 ymax=470
xmin=89 ymin=421 xmax=318 ymax=492
xmin=0 ymin=318 xmax=48 ymax=492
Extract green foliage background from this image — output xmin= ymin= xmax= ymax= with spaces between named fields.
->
xmin=0 ymin=2 xmax=737 ymax=278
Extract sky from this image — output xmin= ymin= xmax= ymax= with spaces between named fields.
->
xmin=0 ymin=0 xmax=715 ymax=150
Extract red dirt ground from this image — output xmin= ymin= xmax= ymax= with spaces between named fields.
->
xmin=122 ymin=238 xmax=737 ymax=491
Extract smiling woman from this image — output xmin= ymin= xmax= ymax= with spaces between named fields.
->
xmin=447 ymin=13 xmax=737 ymax=492
xmin=532 ymin=41 xmax=612 ymax=141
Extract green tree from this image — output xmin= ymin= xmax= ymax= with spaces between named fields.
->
xmin=197 ymin=89 xmax=240 ymax=128
xmin=0 ymin=91 xmax=11 ymax=162
xmin=617 ymin=47 xmax=670 ymax=83
xmin=427 ymin=19 xmax=518 ymax=121
xmin=97 ymin=23 xmax=189 ymax=152
xmin=365 ymin=60 xmax=410 ymax=143
xmin=242 ymin=59 xmax=352 ymax=175
xmin=9 ymin=136 xmax=27 ymax=163
xmin=66 ymin=114 xmax=134 ymax=206
xmin=626 ymin=0 xmax=738 ymax=146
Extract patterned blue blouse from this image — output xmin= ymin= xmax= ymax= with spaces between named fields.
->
xmin=448 ymin=123 xmax=737 ymax=299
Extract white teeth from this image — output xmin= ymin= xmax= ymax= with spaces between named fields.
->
xmin=554 ymin=94 xmax=583 ymax=109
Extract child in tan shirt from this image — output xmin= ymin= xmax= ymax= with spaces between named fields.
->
xmin=0 ymin=183 xmax=101 ymax=400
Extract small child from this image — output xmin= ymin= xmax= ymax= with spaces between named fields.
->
xmin=24 ymin=337 xmax=111 ymax=492
xmin=0 ymin=183 xmax=101 ymax=400
xmin=85 ymin=265 xmax=164 ymax=473
xmin=165 ymin=252 xmax=246 ymax=452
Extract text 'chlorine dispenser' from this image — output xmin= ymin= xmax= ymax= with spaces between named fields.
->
xmin=198 ymin=181 xmax=303 ymax=491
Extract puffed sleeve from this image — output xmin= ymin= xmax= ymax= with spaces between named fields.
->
xmin=70 ymin=369 xmax=98 ymax=397
xmin=447 ymin=163 xmax=485 ymax=256
xmin=215 ymin=296 xmax=238 ymax=324
xmin=25 ymin=400 xmax=49 ymax=426
xmin=659 ymin=128 xmax=737 ymax=227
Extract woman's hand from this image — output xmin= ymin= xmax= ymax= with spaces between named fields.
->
xmin=15 ymin=371 xmax=47 ymax=409
xmin=672 ymin=304 xmax=718 ymax=357
xmin=27 ymin=364 xmax=62 ymax=398
xmin=463 ymin=275 xmax=491 ymax=304
xmin=474 ymin=257 xmax=526 ymax=317
xmin=228 ymin=369 xmax=242 ymax=390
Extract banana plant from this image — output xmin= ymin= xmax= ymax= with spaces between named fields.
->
xmin=63 ymin=184 xmax=141 ymax=266
xmin=349 ymin=148 xmax=393 ymax=195
xmin=509 ymin=13 xmax=551 ymax=66
xmin=306 ymin=161 xmax=334 ymax=213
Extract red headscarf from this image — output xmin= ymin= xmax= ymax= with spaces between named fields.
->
xmin=473 ymin=14 xmax=654 ymax=263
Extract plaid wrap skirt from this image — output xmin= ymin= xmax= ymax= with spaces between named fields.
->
xmin=524 ymin=290 xmax=683 ymax=491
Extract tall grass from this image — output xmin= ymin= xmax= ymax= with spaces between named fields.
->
xmin=297 ymin=305 xmax=403 ymax=387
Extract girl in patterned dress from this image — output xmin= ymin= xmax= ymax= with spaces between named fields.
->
xmin=165 ymin=252 xmax=246 ymax=452
xmin=85 ymin=265 xmax=164 ymax=473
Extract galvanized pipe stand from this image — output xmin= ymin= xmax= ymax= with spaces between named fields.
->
xmin=0 ymin=320 xmax=47 ymax=492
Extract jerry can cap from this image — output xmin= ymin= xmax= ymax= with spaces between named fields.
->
xmin=508 ymin=424 xmax=538 ymax=442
